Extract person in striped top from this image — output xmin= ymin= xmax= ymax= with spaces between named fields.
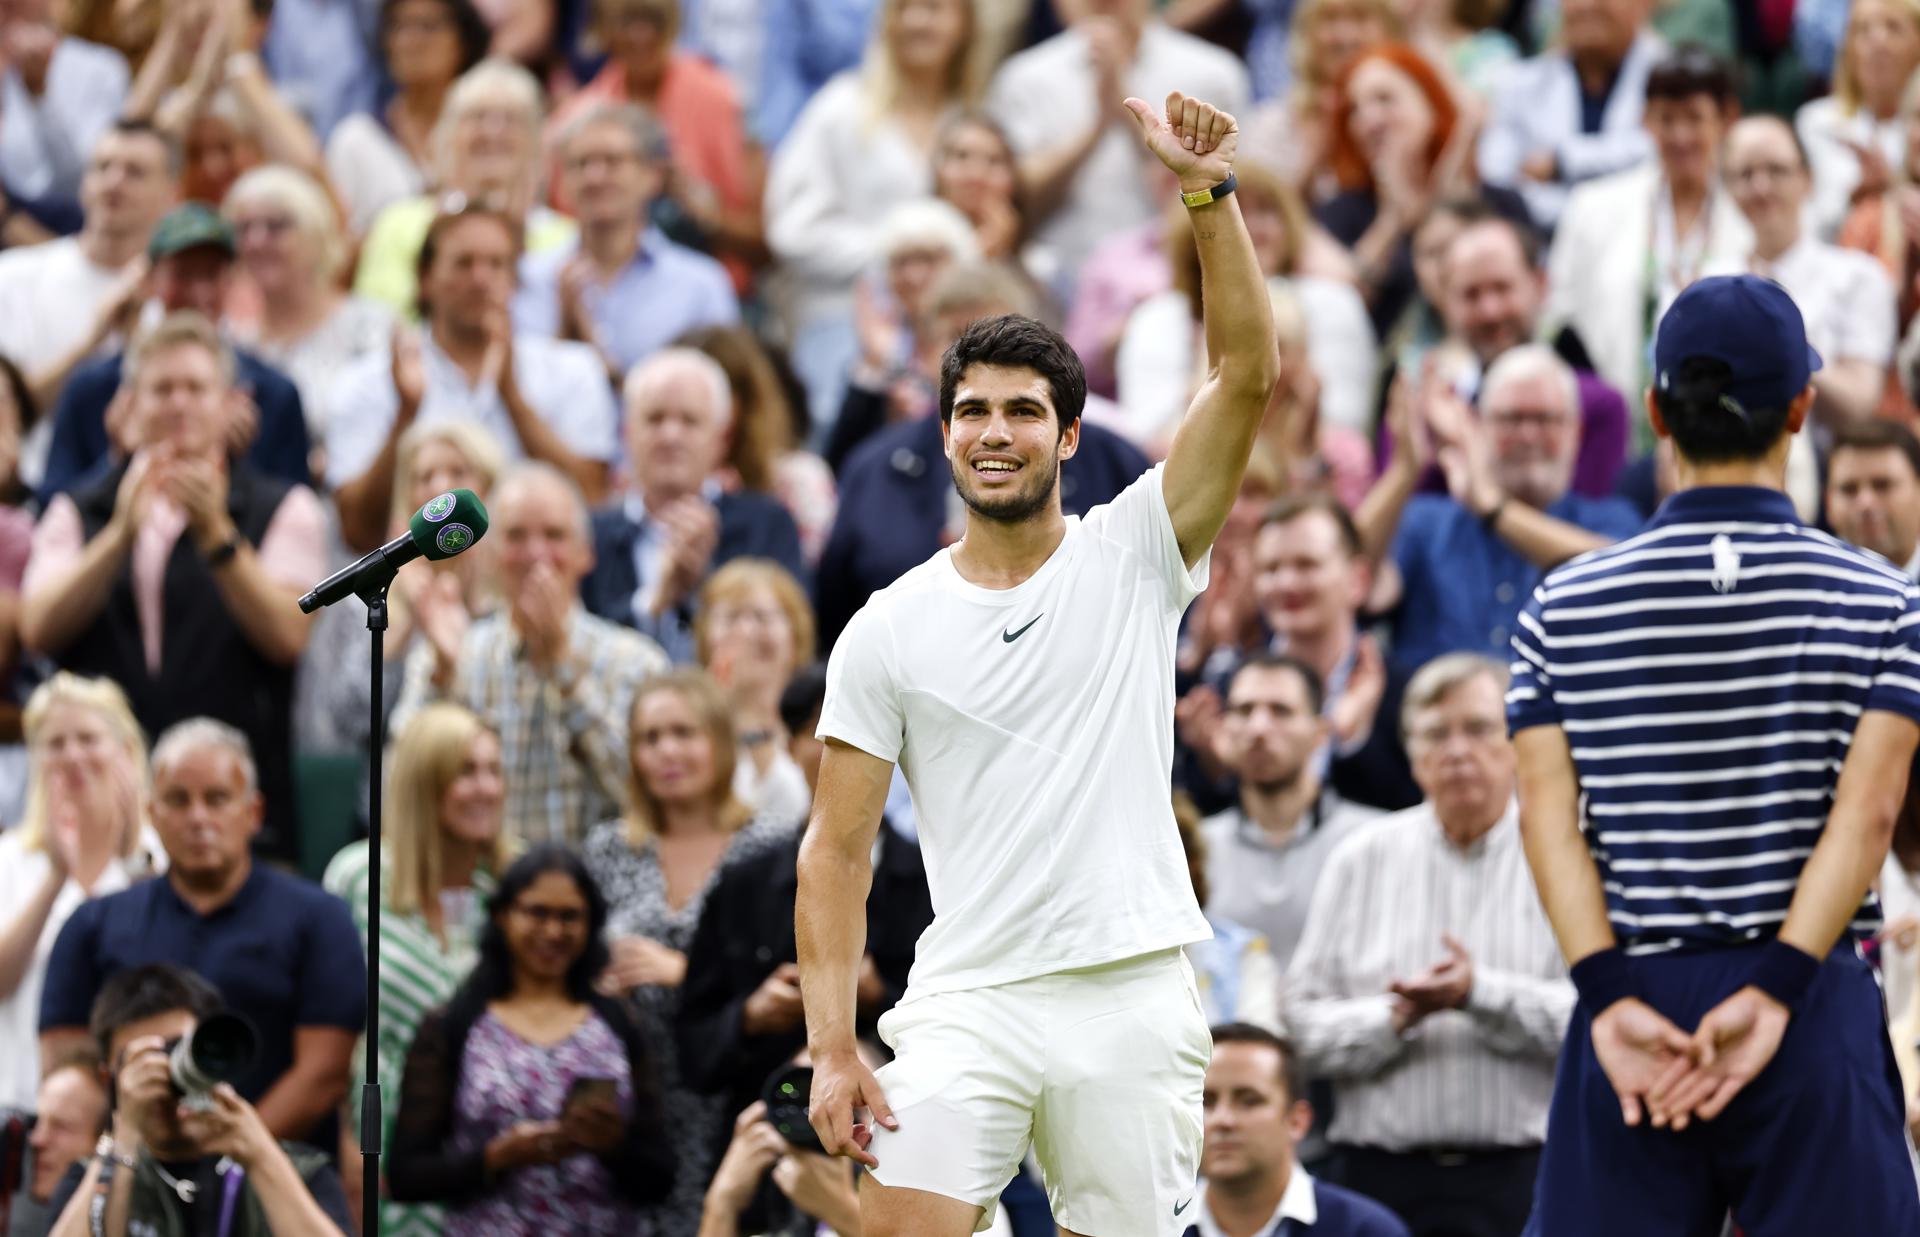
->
xmin=1508 ymin=273 xmax=1920 ymax=1236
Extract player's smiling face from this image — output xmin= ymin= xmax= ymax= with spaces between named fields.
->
xmin=943 ymin=363 xmax=1081 ymax=524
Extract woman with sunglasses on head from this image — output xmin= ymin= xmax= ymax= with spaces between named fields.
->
xmin=387 ymin=844 xmax=674 ymax=1235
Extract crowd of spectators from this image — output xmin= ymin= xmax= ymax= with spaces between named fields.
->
xmin=4 ymin=0 xmax=1920 ymax=1234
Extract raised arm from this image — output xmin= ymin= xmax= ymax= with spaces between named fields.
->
xmin=1123 ymin=92 xmax=1278 ymax=568
xmin=797 ymin=738 xmax=894 ymax=1167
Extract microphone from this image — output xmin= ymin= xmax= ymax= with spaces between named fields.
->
xmin=298 ymin=488 xmax=490 ymax=613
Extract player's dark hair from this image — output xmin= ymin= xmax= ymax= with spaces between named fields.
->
xmin=1829 ymin=417 xmax=1920 ymax=483
xmin=939 ymin=314 xmax=1086 ymax=432
xmin=1229 ymin=652 xmax=1327 ymax=716
xmin=1653 ymin=356 xmax=1794 ymax=465
xmin=779 ymin=663 xmax=828 ymax=735
xmin=1645 ymin=45 xmax=1738 ymax=110
xmin=89 ymin=965 xmax=225 ymax=1065
xmin=1211 ymin=1022 xmax=1306 ymax=1106
xmin=1261 ymin=493 xmax=1364 ymax=560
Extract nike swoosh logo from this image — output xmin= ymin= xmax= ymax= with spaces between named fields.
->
xmin=1002 ymin=614 xmax=1044 ymax=643
xmin=1173 ymin=1196 xmax=1193 ymax=1216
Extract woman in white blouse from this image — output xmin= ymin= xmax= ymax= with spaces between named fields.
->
xmin=1116 ymin=161 xmax=1376 ymax=448
xmin=1796 ymin=0 xmax=1920 ymax=239
xmin=764 ymin=0 xmax=992 ymax=429
xmin=0 ymin=674 xmax=163 ymax=1110
xmin=225 ymin=165 xmax=396 ymax=468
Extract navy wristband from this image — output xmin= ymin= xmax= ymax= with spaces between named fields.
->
xmin=1570 ymin=947 xmax=1636 ymax=1014
xmin=1750 ymin=938 xmax=1820 ymax=1011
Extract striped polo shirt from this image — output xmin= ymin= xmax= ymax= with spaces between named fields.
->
xmin=1506 ymin=486 xmax=1920 ymax=955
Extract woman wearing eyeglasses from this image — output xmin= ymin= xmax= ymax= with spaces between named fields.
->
xmin=387 ymin=844 xmax=674 ymax=1236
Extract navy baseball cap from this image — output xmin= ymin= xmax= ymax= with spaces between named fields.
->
xmin=1653 ymin=274 xmax=1822 ymax=413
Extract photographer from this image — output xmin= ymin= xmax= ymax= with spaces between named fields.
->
xmin=44 ymin=964 xmax=349 ymax=1237
xmin=698 ymin=1098 xmax=860 ymax=1237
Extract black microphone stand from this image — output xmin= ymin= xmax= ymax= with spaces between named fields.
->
xmin=358 ymin=581 xmax=390 ymax=1237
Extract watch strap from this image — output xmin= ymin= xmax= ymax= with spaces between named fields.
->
xmin=1181 ymin=171 xmax=1238 ymax=209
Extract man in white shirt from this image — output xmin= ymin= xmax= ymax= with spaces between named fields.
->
xmin=988 ymin=0 xmax=1247 ymax=281
xmin=0 ymin=0 xmax=128 ymax=202
xmin=324 ymin=205 xmax=618 ymax=553
xmin=0 ymin=120 xmax=174 ymax=483
xmin=1286 ymin=655 xmax=1573 ymax=1237
xmin=1826 ymin=418 xmax=1920 ymax=580
xmin=1477 ymin=0 xmax=1664 ymax=227
xmin=798 ymin=92 xmax=1276 ymax=1237
xmin=1193 ymin=1024 xmax=1409 ymax=1237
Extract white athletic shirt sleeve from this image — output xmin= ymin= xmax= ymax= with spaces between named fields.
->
xmin=1081 ymin=464 xmax=1212 ymax=613
xmin=818 ymin=602 xmax=906 ymax=764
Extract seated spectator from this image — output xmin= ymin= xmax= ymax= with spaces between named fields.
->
xmin=1318 ymin=44 xmax=1530 ymax=338
xmin=547 ymin=0 xmax=763 ymax=287
xmin=42 ymin=964 xmax=352 ymax=1237
xmin=695 ymin=559 xmax=814 ymax=824
xmin=767 ymin=0 xmax=986 ymax=427
xmin=38 ymin=719 xmax=366 ymax=1150
xmin=328 ymin=206 xmax=618 ymax=553
xmin=932 ymin=110 xmax=1036 ymax=273
xmin=1120 ymin=162 xmax=1375 ymax=443
xmin=297 ymin=419 xmax=507 ymax=759
xmin=1240 ymin=0 xmax=1399 ymax=198
xmin=389 ymin=844 xmax=675 ymax=1234
xmin=1723 ymin=115 xmax=1899 ymax=435
xmin=1546 ymin=48 xmax=1749 ymax=437
xmin=677 ymin=324 xmax=839 ymax=568
xmin=393 ymin=462 xmax=667 ymax=843
xmin=1360 ymin=344 xmax=1644 ymax=677
xmin=9 ymin=1045 xmax=107 ymax=1237
xmin=746 ymin=0 xmax=875 ymax=150
xmin=39 ymin=202 xmax=312 ymax=502
xmin=222 ymin=166 xmax=395 ymax=462
xmin=1196 ymin=1024 xmax=1411 ymax=1237
xmin=1826 ymin=418 xmax=1920 ymax=578
xmin=582 ymin=668 xmax=796 ymax=1236
xmin=1796 ymin=0 xmax=1920 ymax=241
xmin=0 ymin=674 xmax=162 ymax=1111
xmin=1194 ymin=654 xmax=1389 ymax=981
xmin=1377 ymin=195 xmax=1481 ymax=384
xmin=678 ymin=664 xmax=930 ymax=1232
xmin=1287 ymin=655 xmax=1573 ymax=1237
xmin=988 ymin=0 xmax=1248 ymax=286
xmin=814 ymin=265 xmax=1152 ymax=645
xmin=1435 ymin=216 xmax=1630 ymax=499
xmin=323 ymin=702 xmax=508 ymax=1236
xmin=0 ymin=0 xmax=128 ymax=203
xmin=1477 ymin=0 xmax=1664 ymax=228
xmin=1175 ymin=795 xmax=1281 ymax=1030
xmin=352 ymin=59 xmax=577 ymax=323
xmin=0 ymin=121 xmax=174 ymax=483
xmin=259 ymin=0 xmax=395 ymax=144
xmin=520 ymin=103 xmax=738 ymax=379
xmin=324 ymin=0 xmax=490 ymax=237
xmin=582 ymin=348 xmax=803 ymax=660
xmin=22 ymin=313 xmax=324 ymax=853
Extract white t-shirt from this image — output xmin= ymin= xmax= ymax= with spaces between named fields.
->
xmin=0 ymin=236 xmax=134 ymax=487
xmin=818 ymin=463 xmax=1213 ymax=996
xmin=0 ymin=827 xmax=166 ymax=1109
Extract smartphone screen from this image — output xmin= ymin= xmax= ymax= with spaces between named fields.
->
xmin=564 ymin=1076 xmax=617 ymax=1112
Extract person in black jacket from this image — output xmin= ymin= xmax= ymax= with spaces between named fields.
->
xmin=676 ymin=666 xmax=932 ymax=1231
xmin=389 ymin=844 xmax=674 ymax=1233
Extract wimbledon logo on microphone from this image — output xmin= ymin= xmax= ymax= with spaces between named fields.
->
xmin=436 ymin=524 xmax=475 ymax=554
xmin=422 ymin=492 xmax=457 ymax=522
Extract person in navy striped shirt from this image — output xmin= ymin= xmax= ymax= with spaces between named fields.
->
xmin=1508 ymin=273 xmax=1920 ymax=1237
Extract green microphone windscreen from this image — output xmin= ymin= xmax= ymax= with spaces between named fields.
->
xmin=408 ymin=489 xmax=490 ymax=561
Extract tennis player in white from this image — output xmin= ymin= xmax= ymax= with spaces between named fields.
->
xmin=796 ymin=91 xmax=1276 ymax=1237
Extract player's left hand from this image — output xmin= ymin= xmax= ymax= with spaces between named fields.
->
xmin=1647 ymin=985 xmax=1790 ymax=1130
xmin=1123 ymin=92 xmax=1237 ymax=194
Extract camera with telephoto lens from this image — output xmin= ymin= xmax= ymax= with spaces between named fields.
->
xmin=761 ymin=1064 xmax=823 ymax=1153
xmin=162 ymin=1012 xmax=258 ymax=1104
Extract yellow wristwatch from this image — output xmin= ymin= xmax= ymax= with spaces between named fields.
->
xmin=1181 ymin=172 xmax=1238 ymax=209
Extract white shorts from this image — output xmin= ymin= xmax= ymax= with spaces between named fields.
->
xmin=866 ymin=948 xmax=1212 ymax=1236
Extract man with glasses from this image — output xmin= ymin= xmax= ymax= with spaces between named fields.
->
xmin=1286 ymin=654 xmax=1573 ymax=1237
xmin=1361 ymin=343 xmax=1643 ymax=680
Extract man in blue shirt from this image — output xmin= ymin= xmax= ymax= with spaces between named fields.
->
xmin=1363 ymin=342 xmax=1642 ymax=679
xmin=38 ymin=719 xmax=365 ymax=1154
xmin=1193 ymin=1024 xmax=1408 ymax=1237
xmin=1509 ymin=275 xmax=1920 ymax=1235
xmin=519 ymin=101 xmax=737 ymax=381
